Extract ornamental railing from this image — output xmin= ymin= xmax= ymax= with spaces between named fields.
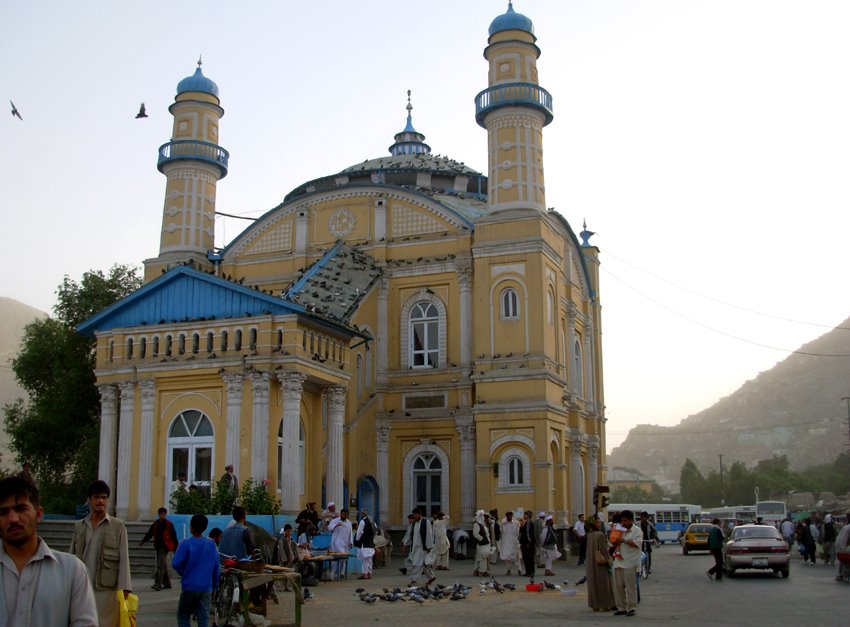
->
xmin=157 ymin=140 xmax=229 ymax=178
xmin=474 ymin=82 xmax=553 ymax=127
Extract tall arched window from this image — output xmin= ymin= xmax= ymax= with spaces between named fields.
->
xmin=234 ymin=330 xmax=243 ymax=351
xmin=547 ymin=290 xmax=554 ymax=325
xmin=167 ymin=410 xmax=214 ymax=497
xmin=206 ymin=332 xmax=214 ymax=353
xmin=221 ymin=330 xmax=228 ymax=352
xmin=126 ymin=338 xmax=134 ymax=359
xmin=496 ymin=445 xmax=533 ymax=492
xmin=139 ymin=337 xmax=146 ymax=359
xmin=178 ymin=334 xmax=186 ymax=355
xmin=165 ymin=335 xmax=173 ymax=356
xmin=410 ymin=302 xmax=439 ymax=367
xmin=507 ymin=456 xmax=524 ymax=486
xmin=249 ymin=328 xmax=257 ymax=351
xmin=413 ymin=453 xmax=442 ymax=516
xmin=356 ymin=354 xmax=363 ymax=398
xmin=152 ymin=336 xmax=160 ymax=357
xmin=277 ymin=420 xmax=305 ymax=497
xmin=501 ymin=288 xmax=519 ymax=320
xmin=192 ymin=333 xmax=200 ymax=354
xmin=364 ymin=345 xmax=372 ymax=388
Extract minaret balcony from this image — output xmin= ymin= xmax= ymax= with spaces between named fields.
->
xmin=157 ymin=140 xmax=229 ymax=178
xmin=475 ymin=82 xmax=553 ymax=127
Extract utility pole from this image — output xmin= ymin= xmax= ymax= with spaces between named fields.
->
xmin=842 ymin=397 xmax=850 ymax=447
xmin=719 ymin=454 xmax=725 ymax=506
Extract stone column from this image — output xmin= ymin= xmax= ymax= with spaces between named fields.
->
xmin=97 ymin=384 xmax=118 ymax=490
xmin=457 ymin=260 xmax=473 ymax=374
xmin=455 ymin=411 xmax=476 ymax=523
xmin=277 ymin=372 xmax=306 ymax=515
xmin=137 ymin=380 xmax=156 ymax=516
xmin=325 ymin=386 xmax=346 ymax=507
xmin=567 ymin=429 xmax=584 ymax=518
xmin=222 ymin=373 xmax=244 ymax=480
xmin=250 ymin=371 xmax=271 ymax=482
xmin=567 ymin=303 xmax=578 ymax=396
xmin=116 ymin=381 xmax=135 ymax=519
xmin=586 ymin=435 xmax=600 ymax=508
xmin=376 ymin=278 xmax=388 ymax=386
xmin=583 ymin=317 xmax=595 ymax=412
xmin=375 ymin=416 xmax=391 ymax=525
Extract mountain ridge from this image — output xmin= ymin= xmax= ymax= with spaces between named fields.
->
xmin=609 ymin=316 xmax=850 ymax=493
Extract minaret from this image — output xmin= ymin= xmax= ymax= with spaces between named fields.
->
xmin=475 ymin=2 xmax=553 ymax=213
xmin=147 ymin=60 xmax=228 ymax=278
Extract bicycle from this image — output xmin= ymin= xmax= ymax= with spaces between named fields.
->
xmin=641 ymin=540 xmax=653 ymax=578
xmin=211 ymin=560 xmax=242 ymax=627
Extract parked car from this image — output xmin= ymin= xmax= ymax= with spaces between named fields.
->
xmin=723 ymin=523 xmax=790 ymax=578
xmin=681 ymin=523 xmax=713 ymax=554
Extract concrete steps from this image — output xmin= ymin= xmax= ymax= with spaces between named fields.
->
xmin=39 ymin=519 xmax=158 ymax=576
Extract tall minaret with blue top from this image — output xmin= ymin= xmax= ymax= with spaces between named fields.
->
xmin=147 ymin=61 xmax=229 ymax=278
xmin=476 ymin=2 xmax=553 ymax=213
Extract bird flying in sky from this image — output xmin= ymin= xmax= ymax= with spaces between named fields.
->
xmin=10 ymin=101 xmax=22 ymax=120
xmin=135 ymin=102 xmax=148 ymax=119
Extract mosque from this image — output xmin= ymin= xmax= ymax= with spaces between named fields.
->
xmin=79 ymin=3 xmax=607 ymax=528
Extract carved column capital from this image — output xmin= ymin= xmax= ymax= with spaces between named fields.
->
xmin=139 ymin=379 xmax=156 ymax=402
xmin=118 ymin=380 xmax=135 ymax=402
xmin=98 ymin=383 xmax=118 ymax=404
xmin=222 ymin=372 xmax=244 ymax=396
xmin=326 ymin=386 xmax=346 ymax=413
xmin=277 ymin=371 xmax=307 ymax=400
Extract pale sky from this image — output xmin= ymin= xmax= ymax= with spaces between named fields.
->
xmin=3 ymin=1 xmax=849 ymax=453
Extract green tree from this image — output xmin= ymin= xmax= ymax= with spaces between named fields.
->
xmin=679 ymin=458 xmax=705 ymax=504
xmin=3 ymin=265 xmax=141 ymax=513
xmin=611 ymin=482 xmax=665 ymax=503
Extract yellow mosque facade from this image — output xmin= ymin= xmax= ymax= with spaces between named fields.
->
xmin=80 ymin=3 xmax=607 ymax=527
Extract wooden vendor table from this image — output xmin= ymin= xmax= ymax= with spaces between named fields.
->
xmin=237 ymin=567 xmax=303 ymax=626
xmin=304 ymin=552 xmax=350 ymax=581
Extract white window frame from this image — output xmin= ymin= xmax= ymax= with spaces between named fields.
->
xmin=501 ymin=288 xmax=519 ymax=320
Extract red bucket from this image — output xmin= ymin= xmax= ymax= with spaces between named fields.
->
xmin=525 ymin=583 xmax=544 ymax=592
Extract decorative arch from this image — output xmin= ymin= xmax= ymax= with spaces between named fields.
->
xmin=357 ymin=475 xmax=380 ymax=525
xmin=489 ymin=277 xmax=530 ymax=354
xmin=166 ymin=409 xmax=215 ymax=499
xmin=489 ymin=433 xmax=536 ymax=456
xmin=495 ymin=445 xmax=533 ymax=492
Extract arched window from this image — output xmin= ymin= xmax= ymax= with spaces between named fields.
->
xmin=410 ymin=302 xmax=439 ymax=367
xmin=108 ymin=340 xmax=114 ymax=363
xmin=234 ymin=330 xmax=243 ymax=351
xmin=547 ymin=290 xmax=554 ymax=325
xmin=249 ymin=328 xmax=257 ymax=351
xmin=192 ymin=333 xmax=200 ymax=354
xmin=206 ymin=332 xmax=214 ymax=353
xmin=126 ymin=338 xmax=134 ymax=359
xmin=276 ymin=330 xmax=283 ymax=351
xmin=178 ymin=334 xmax=186 ymax=355
xmin=496 ymin=445 xmax=533 ymax=492
xmin=413 ymin=453 xmax=442 ymax=516
xmin=165 ymin=335 xmax=173 ymax=357
xmin=152 ymin=336 xmax=160 ymax=357
xmin=221 ymin=330 xmax=228 ymax=352
xmin=501 ymin=288 xmax=519 ymax=320
xmin=167 ymin=410 xmax=214 ymax=497
xmin=277 ymin=420 xmax=305 ymax=497
xmin=507 ymin=456 xmax=524 ymax=486
xmin=139 ymin=337 xmax=147 ymax=359
xmin=365 ymin=345 xmax=372 ymax=388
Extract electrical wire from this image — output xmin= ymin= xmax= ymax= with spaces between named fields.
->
xmin=601 ymin=267 xmax=850 ymax=358
xmin=602 ymin=248 xmax=850 ymax=331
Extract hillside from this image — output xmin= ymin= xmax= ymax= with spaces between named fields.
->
xmin=0 ymin=297 xmax=48 ymax=471
xmin=609 ymin=316 xmax=850 ymax=493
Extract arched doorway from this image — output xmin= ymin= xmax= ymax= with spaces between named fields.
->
xmin=357 ymin=476 xmax=380 ymax=525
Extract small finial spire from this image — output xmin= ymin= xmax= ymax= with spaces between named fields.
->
xmin=197 ymin=54 xmax=203 ymax=68
xmin=579 ymin=218 xmax=596 ymax=247
xmin=406 ymin=89 xmax=413 ymax=116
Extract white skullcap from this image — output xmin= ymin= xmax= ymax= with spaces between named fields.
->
xmin=327 ymin=501 xmax=335 ymax=507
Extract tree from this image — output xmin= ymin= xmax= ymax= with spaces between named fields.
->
xmin=679 ymin=458 xmax=705 ymax=504
xmin=611 ymin=482 xmax=665 ymax=503
xmin=4 ymin=265 xmax=141 ymax=512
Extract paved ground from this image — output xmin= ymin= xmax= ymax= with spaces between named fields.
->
xmin=134 ymin=544 xmax=848 ymax=625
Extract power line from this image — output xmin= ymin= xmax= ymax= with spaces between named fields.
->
xmin=603 ymin=248 xmax=850 ymax=331
xmin=622 ymin=415 xmax=843 ymax=438
xmin=601 ymin=267 xmax=850 ymax=358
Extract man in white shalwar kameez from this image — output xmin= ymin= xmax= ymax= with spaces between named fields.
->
xmin=432 ymin=512 xmax=451 ymax=570
xmin=407 ymin=507 xmax=436 ymax=586
xmin=500 ymin=511 xmax=522 ymax=575
xmin=327 ymin=508 xmax=352 ymax=579
xmin=472 ymin=510 xmax=492 ymax=576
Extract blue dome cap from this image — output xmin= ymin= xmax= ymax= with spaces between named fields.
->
xmin=176 ymin=66 xmax=219 ymax=98
xmin=488 ymin=2 xmax=534 ymax=37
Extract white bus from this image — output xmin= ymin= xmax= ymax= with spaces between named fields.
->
xmin=608 ymin=503 xmax=702 ymax=543
xmin=756 ymin=500 xmax=787 ymax=528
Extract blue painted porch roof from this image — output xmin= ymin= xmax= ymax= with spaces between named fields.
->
xmin=77 ymin=265 xmax=343 ymax=337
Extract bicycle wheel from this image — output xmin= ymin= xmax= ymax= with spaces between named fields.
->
xmin=213 ymin=573 xmax=241 ymax=627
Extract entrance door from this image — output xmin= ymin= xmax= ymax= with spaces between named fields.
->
xmin=167 ymin=410 xmax=215 ymax=498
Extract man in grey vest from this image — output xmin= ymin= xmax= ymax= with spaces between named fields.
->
xmin=70 ymin=480 xmax=132 ymax=626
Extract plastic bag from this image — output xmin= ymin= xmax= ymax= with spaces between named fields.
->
xmin=117 ymin=591 xmax=139 ymax=627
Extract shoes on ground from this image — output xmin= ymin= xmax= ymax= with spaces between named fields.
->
xmin=544 ymin=570 xmax=555 ymax=576
xmin=150 ymin=585 xmax=161 ymax=591
xmin=626 ymin=610 xmax=636 ymax=616
xmin=399 ymin=567 xmax=407 ymax=575
xmin=614 ymin=610 xmax=627 ymax=616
